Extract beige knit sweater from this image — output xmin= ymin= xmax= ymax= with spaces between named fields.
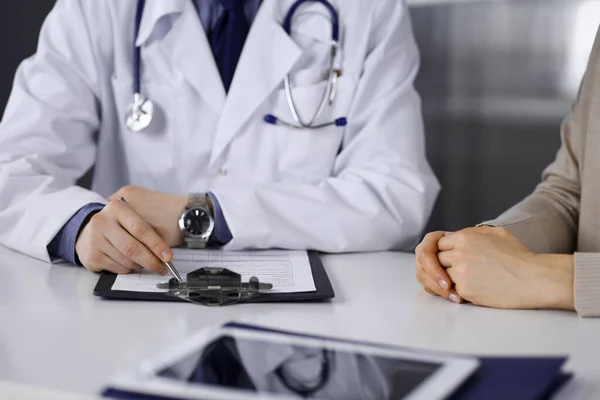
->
xmin=484 ymin=28 xmax=600 ymax=317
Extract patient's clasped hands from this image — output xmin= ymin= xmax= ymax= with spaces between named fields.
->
xmin=415 ymin=227 xmax=575 ymax=311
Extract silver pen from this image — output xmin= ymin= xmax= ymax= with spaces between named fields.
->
xmin=162 ymin=260 xmax=183 ymax=283
xmin=119 ymin=196 xmax=183 ymax=283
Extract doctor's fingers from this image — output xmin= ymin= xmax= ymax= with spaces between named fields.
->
xmin=96 ymin=214 xmax=168 ymax=275
xmin=88 ymin=252 xmax=135 ymax=275
xmin=416 ymin=266 xmax=462 ymax=303
xmin=97 ymin=237 xmax=144 ymax=272
xmin=104 ymin=226 xmax=168 ymax=276
xmin=77 ymin=236 xmax=132 ymax=275
xmin=106 ymin=199 xmax=173 ymax=263
xmin=415 ymin=232 xmax=453 ymax=291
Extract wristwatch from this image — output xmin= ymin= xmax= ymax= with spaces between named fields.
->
xmin=178 ymin=193 xmax=215 ymax=249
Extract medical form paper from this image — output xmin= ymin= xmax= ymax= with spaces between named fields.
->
xmin=110 ymin=250 xmax=316 ymax=294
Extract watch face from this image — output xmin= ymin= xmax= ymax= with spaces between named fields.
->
xmin=183 ymin=208 xmax=212 ymax=236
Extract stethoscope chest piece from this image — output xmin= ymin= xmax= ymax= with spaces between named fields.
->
xmin=126 ymin=93 xmax=154 ymax=133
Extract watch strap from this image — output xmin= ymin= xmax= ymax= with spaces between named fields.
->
xmin=185 ymin=237 xmax=208 ymax=249
xmin=189 ymin=193 xmax=210 ymax=209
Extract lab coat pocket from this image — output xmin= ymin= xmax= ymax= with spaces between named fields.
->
xmin=270 ymin=75 xmax=355 ymax=180
xmin=291 ymin=66 xmax=330 ymax=87
xmin=110 ymin=77 xmax=176 ymax=177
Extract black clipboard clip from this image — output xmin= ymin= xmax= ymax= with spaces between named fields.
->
xmin=156 ymin=267 xmax=273 ymax=306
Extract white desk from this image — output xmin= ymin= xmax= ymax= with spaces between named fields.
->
xmin=0 ymin=380 xmax=101 ymax=400
xmin=407 ymin=0 xmax=508 ymax=7
xmin=0 ymin=245 xmax=599 ymax=399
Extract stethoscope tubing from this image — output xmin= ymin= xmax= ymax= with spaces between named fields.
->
xmin=134 ymin=0 xmax=146 ymax=96
xmin=269 ymin=0 xmax=346 ymax=130
xmin=127 ymin=0 xmax=347 ymax=133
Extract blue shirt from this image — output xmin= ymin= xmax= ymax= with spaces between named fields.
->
xmin=48 ymin=0 xmax=263 ymax=264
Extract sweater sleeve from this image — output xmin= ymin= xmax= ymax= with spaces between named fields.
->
xmin=483 ymin=28 xmax=600 ymax=317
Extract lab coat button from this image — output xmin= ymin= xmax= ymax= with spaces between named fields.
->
xmin=219 ymin=167 xmax=228 ymax=176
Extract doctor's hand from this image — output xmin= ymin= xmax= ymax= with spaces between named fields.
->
xmin=437 ymin=228 xmax=574 ymax=310
xmin=75 ymin=199 xmax=173 ymax=275
xmin=108 ymin=186 xmax=188 ymax=248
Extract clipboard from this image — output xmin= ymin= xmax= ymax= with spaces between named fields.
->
xmin=93 ymin=251 xmax=335 ymax=303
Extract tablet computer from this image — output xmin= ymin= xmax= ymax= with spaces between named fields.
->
xmin=107 ymin=327 xmax=479 ymax=400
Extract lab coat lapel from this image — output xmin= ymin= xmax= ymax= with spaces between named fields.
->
xmin=210 ymin=0 xmax=303 ymax=165
xmin=155 ymin=0 xmax=226 ymax=114
xmin=135 ymin=0 xmax=188 ymax=46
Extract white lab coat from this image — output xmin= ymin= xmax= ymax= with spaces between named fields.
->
xmin=0 ymin=0 xmax=439 ymax=262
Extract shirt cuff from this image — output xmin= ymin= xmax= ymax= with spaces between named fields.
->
xmin=47 ymin=203 xmax=105 ymax=265
xmin=208 ymin=192 xmax=233 ymax=246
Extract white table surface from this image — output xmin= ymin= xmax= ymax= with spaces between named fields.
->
xmin=0 ymin=380 xmax=101 ymax=400
xmin=1 ymin=245 xmax=599 ymax=399
xmin=407 ymin=0 xmax=507 ymax=7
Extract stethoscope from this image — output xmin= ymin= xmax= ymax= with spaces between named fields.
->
xmin=264 ymin=0 xmax=347 ymax=130
xmin=126 ymin=0 xmax=347 ymax=133
xmin=275 ymin=349 xmax=332 ymax=397
xmin=126 ymin=0 xmax=154 ymax=133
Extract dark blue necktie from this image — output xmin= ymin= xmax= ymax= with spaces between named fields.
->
xmin=209 ymin=0 xmax=250 ymax=93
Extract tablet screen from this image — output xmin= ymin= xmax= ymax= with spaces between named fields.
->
xmin=156 ymin=335 xmax=441 ymax=400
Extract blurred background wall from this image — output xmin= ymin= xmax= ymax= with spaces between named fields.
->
xmin=1 ymin=0 xmax=599 ymax=233
xmin=0 ymin=0 xmax=55 ymax=117
xmin=411 ymin=0 xmax=600 ymax=231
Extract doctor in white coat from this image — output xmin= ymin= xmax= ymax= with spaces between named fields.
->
xmin=0 ymin=0 xmax=439 ymax=275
